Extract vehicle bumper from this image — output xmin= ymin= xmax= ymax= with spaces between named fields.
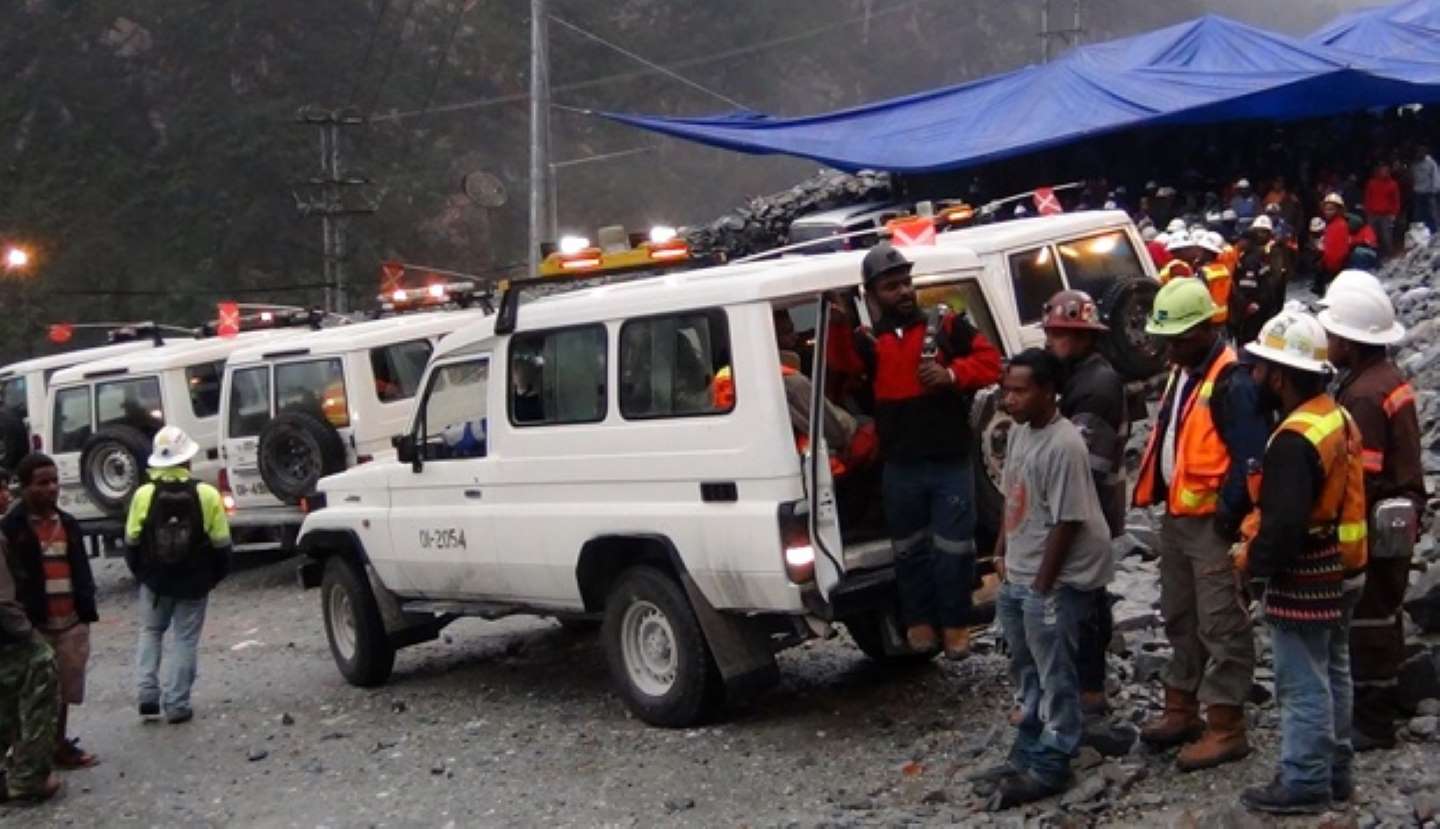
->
xmin=227 ymin=505 xmax=305 ymax=530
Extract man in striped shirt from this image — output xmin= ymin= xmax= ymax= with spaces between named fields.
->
xmin=0 ymin=454 xmax=99 ymax=770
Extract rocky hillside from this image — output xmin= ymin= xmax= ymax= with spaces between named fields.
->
xmin=0 ymin=0 xmax=1362 ymax=359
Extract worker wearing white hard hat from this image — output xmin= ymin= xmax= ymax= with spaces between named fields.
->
xmin=1167 ymin=218 xmax=1187 ymax=234
xmin=1236 ymin=307 xmax=1367 ymax=813
xmin=124 ymin=425 xmax=234 ymax=725
xmin=1318 ymin=272 xmax=1425 ymax=753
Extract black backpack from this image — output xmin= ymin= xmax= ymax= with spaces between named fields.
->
xmin=142 ymin=479 xmax=205 ymax=568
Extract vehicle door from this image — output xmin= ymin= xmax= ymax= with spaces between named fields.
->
xmin=803 ymin=296 xmax=846 ymax=600
xmin=179 ymin=361 xmax=226 ymax=486
xmin=1001 ymin=244 xmax=1063 ymax=351
xmin=220 ymin=364 xmax=279 ymax=509
xmin=48 ymin=383 xmax=99 ymax=517
xmin=1051 ymin=228 xmax=1164 ymax=380
xmin=386 ymin=353 xmax=501 ymax=599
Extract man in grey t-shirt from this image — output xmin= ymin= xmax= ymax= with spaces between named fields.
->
xmin=984 ymin=349 xmax=1115 ymax=811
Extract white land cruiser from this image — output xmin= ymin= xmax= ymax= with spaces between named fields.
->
xmin=0 ymin=333 xmax=167 ymax=471
xmin=219 ymin=309 xmax=486 ymax=538
xmin=44 ymin=329 xmax=309 ymax=537
xmin=296 ymin=211 xmax=1162 ymax=727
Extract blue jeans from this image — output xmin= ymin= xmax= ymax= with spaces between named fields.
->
xmin=136 ymin=585 xmax=208 ymax=713
xmin=882 ymin=458 xmax=977 ymax=629
xmin=998 ymin=581 xmax=1095 ymax=789
xmin=1270 ymin=619 xmax=1353 ymax=796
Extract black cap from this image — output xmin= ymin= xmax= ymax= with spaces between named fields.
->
xmin=862 ymin=242 xmax=913 ymax=284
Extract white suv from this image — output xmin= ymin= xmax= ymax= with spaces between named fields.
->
xmin=218 ymin=310 xmax=486 ymax=538
xmin=44 ymin=330 xmax=308 ymax=537
xmin=295 ymin=211 xmax=1161 ymax=728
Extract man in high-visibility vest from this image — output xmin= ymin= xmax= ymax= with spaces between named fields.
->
xmin=1234 ymin=309 xmax=1368 ymax=815
xmin=1133 ymin=279 xmax=1268 ymax=771
xmin=1318 ymin=271 xmax=1427 ymax=753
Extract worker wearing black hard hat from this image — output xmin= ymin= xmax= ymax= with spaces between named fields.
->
xmin=852 ymin=242 xmax=1003 ymax=659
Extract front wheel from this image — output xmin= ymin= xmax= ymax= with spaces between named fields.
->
xmin=602 ymin=566 xmax=720 ymax=727
xmin=321 ymin=556 xmax=395 ymax=687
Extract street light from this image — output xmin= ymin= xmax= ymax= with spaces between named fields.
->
xmin=4 ymin=247 xmax=29 ymax=270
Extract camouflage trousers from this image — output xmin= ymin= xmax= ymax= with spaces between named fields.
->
xmin=0 ymin=636 xmax=59 ymax=795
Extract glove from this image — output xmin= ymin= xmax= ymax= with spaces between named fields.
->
xmin=1214 ymin=511 xmax=1242 ymax=543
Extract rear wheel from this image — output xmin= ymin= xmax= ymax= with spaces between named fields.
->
xmin=79 ymin=425 xmax=151 ymax=515
xmin=321 ymin=556 xmax=395 ymax=687
xmin=602 ymin=566 xmax=720 ymax=727
xmin=258 ymin=410 xmax=347 ymax=504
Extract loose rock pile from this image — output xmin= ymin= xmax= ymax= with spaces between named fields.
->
xmin=682 ymin=169 xmax=893 ymax=260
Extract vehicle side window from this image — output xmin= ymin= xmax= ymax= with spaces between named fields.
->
xmin=186 ymin=361 xmax=224 ymax=418
xmin=371 ymin=339 xmax=432 ymax=403
xmin=53 ymin=387 xmax=92 ymax=453
xmin=96 ymin=377 xmax=164 ymax=438
xmin=619 ymin=310 xmax=733 ymax=419
xmin=1008 ymin=246 xmax=1064 ymax=324
xmin=419 ymin=359 xmax=489 ymax=460
xmin=916 ymin=282 xmax=1005 ymax=357
xmin=509 ymin=325 xmax=607 ymax=426
xmin=1056 ymin=231 xmax=1145 ymax=301
xmin=0 ymin=376 xmax=26 ymax=419
xmin=275 ymin=358 xmax=349 ymax=428
xmin=228 ymin=367 xmax=271 ymax=438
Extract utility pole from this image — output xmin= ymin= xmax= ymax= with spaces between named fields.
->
xmin=529 ymin=0 xmax=553 ymax=277
xmin=1039 ymin=0 xmax=1084 ymax=64
xmin=293 ymin=106 xmax=382 ymax=313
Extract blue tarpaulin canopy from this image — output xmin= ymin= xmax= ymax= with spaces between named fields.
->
xmin=1308 ymin=0 xmax=1440 ymax=83
xmin=602 ymin=2 xmax=1440 ymax=174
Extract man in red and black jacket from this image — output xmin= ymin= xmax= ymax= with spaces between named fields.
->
xmin=853 ymin=242 xmax=1003 ymax=658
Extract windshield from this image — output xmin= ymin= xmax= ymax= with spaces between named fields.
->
xmin=0 ymin=376 xmax=25 ymax=420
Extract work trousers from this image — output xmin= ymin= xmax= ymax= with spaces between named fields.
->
xmin=0 ymin=636 xmax=58 ymax=795
xmin=1350 ymin=557 xmax=1411 ymax=742
xmin=882 ymin=458 xmax=976 ymax=629
xmin=999 ymin=582 xmax=1095 ymax=789
xmin=1076 ymin=590 xmax=1114 ymax=696
xmin=1157 ymin=514 xmax=1255 ymax=706
xmin=136 ymin=585 xmax=209 ymax=714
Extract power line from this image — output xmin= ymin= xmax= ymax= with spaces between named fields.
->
xmin=548 ymin=14 xmax=748 ymax=110
xmin=365 ymin=0 xmax=419 ymax=116
xmin=369 ymin=0 xmax=946 ymax=122
xmin=347 ymin=0 xmax=393 ymax=106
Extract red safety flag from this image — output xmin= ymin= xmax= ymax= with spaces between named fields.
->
xmin=1033 ymin=187 xmax=1064 ymax=216
xmin=380 ymin=261 xmax=406 ymax=295
xmin=890 ymin=217 xmax=936 ymax=247
xmin=47 ymin=323 xmax=73 ymax=344
xmin=217 ymin=301 xmax=241 ymax=338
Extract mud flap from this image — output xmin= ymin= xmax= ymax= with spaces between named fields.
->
xmin=365 ymin=563 xmax=451 ymax=648
xmin=681 ymin=574 xmax=779 ymax=698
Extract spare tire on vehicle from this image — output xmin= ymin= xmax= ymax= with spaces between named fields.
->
xmin=0 ymin=411 xmax=28 ymax=472
xmin=969 ymin=386 xmax=1011 ymax=557
xmin=80 ymin=424 xmax=151 ymax=516
xmin=1099 ymin=278 xmax=1165 ymax=380
xmin=258 ymin=409 xmax=348 ymax=504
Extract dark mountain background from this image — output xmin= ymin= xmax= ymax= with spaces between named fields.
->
xmin=0 ymin=0 xmax=1367 ymax=359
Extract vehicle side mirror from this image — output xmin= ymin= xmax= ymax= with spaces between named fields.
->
xmin=393 ymin=433 xmax=421 ymax=471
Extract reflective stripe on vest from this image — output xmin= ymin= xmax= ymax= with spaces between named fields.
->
xmin=1133 ymin=347 xmax=1236 ymax=516
xmin=1269 ymin=397 xmax=1369 ymax=572
xmin=1382 ymin=383 xmax=1416 ymax=418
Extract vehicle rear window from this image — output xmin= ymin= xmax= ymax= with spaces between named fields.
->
xmin=275 ymin=358 xmax=349 ymax=428
xmin=371 ymin=339 xmax=432 ymax=403
xmin=509 ymin=325 xmax=607 ymax=426
xmin=916 ymin=282 xmax=1005 ymax=358
xmin=186 ymin=361 xmax=224 ymax=419
xmin=96 ymin=377 xmax=164 ymax=438
xmin=52 ymin=386 xmax=92 ymax=453
xmin=1057 ymin=231 xmax=1147 ymax=301
xmin=228 ymin=366 xmax=271 ymax=438
xmin=1009 ymin=246 xmax=1065 ymax=324
xmin=0 ymin=376 xmax=26 ymax=420
xmin=619 ymin=310 xmax=734 ymax=419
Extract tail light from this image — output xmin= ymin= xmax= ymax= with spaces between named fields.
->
xmin=778 ymin=501 xmax=815 ymax=584
xmin=217 ymin=469 xmax=236 ymax=515
xmin=300 ymin=492 xmax=327 ymax=513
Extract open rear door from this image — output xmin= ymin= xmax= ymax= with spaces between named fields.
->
xmin=803 ymin=297 xmax=845 ymax=600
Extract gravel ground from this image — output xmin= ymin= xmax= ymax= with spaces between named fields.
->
xmin=6 ymin=552 xmax=1437 ymax=828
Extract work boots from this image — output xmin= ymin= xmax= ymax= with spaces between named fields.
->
xmin=943 ymin=627 xmax=971 ymax=661
xmin=1177 ymin=704 xmax=1251 ymax=771
xmin=1140 ymin=687 xmax=1203 ymax=748
xmin=905 ymin=624 xmax=938 ymax=652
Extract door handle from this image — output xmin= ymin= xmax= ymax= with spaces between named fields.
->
xmin=463 ymin=489 xmax=483 ymax=499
